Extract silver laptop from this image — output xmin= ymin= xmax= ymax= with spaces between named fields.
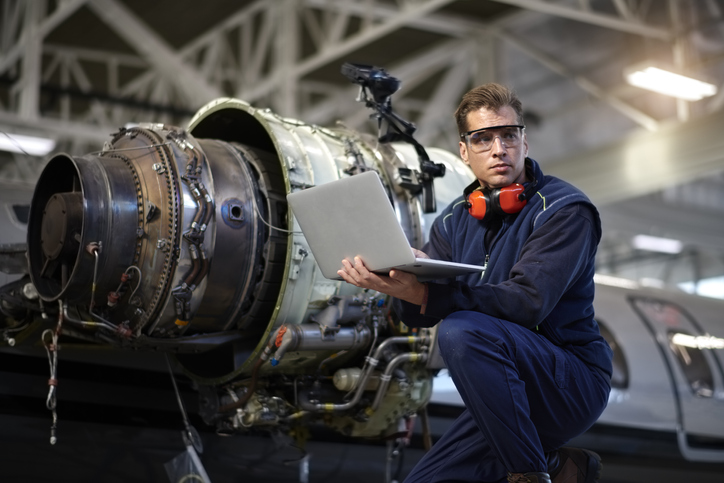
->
xmin=286 ymin=170 xmax=485 ymax=281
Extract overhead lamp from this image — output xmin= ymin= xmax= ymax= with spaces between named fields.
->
xmin=671 ymin=333 xmax=724 ymax=350
xmin=625 ymin=64 xmax=717 ymax=101
xmin=632 ymin=234 xmax=683 ymax=254
xmin=593 ymin=274 xmax=640 ymax=290
xmin=0 ymin=132 xmax=56 ymax=156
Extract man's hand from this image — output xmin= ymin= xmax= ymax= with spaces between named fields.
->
xmin=411 ymin=248 xmax=429 ymax=259
xmin=337 ymin=256 xmax=426 ymax=306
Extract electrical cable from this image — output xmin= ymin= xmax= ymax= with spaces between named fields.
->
xmin=126 ymin=265 xmax=143 ymax=302
xmin=249 ymin=188 xmax=302 ymax=234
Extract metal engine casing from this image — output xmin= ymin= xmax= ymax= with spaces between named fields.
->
xmin=23 ymin=97 xmax=475 ymax=438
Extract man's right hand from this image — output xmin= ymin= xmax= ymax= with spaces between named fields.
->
xmin=412 ymin=248 xmax=430 ymax=259
xmin=337 ymin=256 xmax=427 ymax=306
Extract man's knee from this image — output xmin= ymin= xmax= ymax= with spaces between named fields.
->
xmin=437 ymin=311 xmax=510 ymax=363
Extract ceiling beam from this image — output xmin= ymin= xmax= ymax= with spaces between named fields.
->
xmin=274 ymin=0 xmax=301 ymax=117
xmin=0 ymin=0 xmax=87 ymax=76
xmin=86 ymin=0 xmax=222 ymax=107
xmin=302 ymin=0 xmax=485 ymax=37
xmin=489 ymin=0 xmax=671 ymax=40
xmin=105 ymin=0 xmax=272 ymax=100
xmin=239 ymin=0 xmax=459 ymax=102
xmin=294 ymin=0 xmax=458 ymax=76
xmin=415 ymin=48 xmax=473 ymax=144
xmin=17 ymin=1 xmax=43 ymax=121
xmin=72 ymin=0 xmax=514 ymax=114
xmin=497 ymin=30 xmax=659 ymax=131
xmin=0 ymin=110 xmax=112 ymax=144
xmin=43 ymin=44 xmax=148 ymax=68
xmin=301 ymin=37 xmax=473 ymax=125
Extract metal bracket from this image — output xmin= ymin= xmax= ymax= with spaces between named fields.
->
xmin=289 ymin=244 xmax=308 ymax=280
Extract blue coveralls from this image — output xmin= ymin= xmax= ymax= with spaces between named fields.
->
xmin=397 ymin=159 xmax=613 ymax=482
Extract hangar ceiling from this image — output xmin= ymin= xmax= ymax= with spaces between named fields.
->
xmin=1 ymin=0 xmax=723 ymax=294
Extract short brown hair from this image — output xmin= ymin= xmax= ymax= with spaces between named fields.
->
xmin=454 ymin=83 xmax=524 ymax=135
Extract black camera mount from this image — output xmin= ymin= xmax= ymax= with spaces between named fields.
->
xmin=341 ymin=62 xmax=446 ymax=213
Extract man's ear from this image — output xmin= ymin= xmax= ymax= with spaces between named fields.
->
xmin=459 ymin=141 xmax=469 ymax=164
xmin=523 ymin=133 xmax=529 ymax=158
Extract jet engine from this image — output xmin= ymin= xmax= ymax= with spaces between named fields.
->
xmin=7 ymin=97 xmax=475 ymax=441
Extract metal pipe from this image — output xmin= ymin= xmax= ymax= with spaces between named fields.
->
xmin=188 ymin=185 xmax=206 ymax=232
xmin=272 ymin=324 xmax=372 ymax=365
xmin=199 ymin=184 xmax=213 ymax=231
xmin=297 ymin=335 xmax=429 ymax=412
xmin=192 ymin=246 xmax=209 ymax=288
xmin=126 ymin=265 xmax=143 ymax=302
xmin=62 ymin=303 xmax=118 ymax=333
xmin=371 ymin=352 xmax=428 ymax=411
xmin=372 ymin=335 xmax=429 ymax=361
xmin=88 ymin=245 xmax=100 ymax=309
xmin=181 ymin=244 xmax=201 ymax=287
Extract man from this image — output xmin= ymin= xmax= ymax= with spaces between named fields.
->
xmin=338 ymin=83 xmax=612 ymax=483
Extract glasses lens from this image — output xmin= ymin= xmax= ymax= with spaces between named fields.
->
xmin=467 ymin=127 xmax=522 ymax=152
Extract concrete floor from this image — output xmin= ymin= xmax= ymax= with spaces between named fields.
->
xmin=2 ymin=348 xmax=723 ymax=483
xmin=3 ymin=413 xmax=724 ymax=483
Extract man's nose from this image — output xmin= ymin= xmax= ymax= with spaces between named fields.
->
xmin=491 ymin=136 xmax=507 ymax=155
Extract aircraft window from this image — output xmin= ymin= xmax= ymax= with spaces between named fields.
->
xmin=668 ymin=329 xmax=714 ymax=398
xmin=596 ymin=320 xmax=629 ymax=389
xmin=630 ymin=297 xmax=714 ymax=399
xmin=12 ymin=204 xmax=30 ymax=224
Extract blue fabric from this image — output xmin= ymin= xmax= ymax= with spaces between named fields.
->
xmin=393 ymin=158 xmax=613 ymax=481
xmin=404 ymin=313 xmax=611 ymax=483
xmin=396 ymin=158 xmax=612 ymax=376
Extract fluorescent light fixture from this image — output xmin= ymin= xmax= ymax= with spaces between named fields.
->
xmin=632 ymin=234 xmax=683 ymax=254
xmin=671 ymin=333 xmax=724 ymax=350
xmin=0 ymin=132 xmax=56 ymax=156
xmin=625 ymin=65 xmax=717 ymax=101
xmin=593 ymin=274 xmax=640 ymax=289
xmin=639 ymin=277 xmax=666 ymax=288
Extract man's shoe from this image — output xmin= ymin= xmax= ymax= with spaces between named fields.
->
xmin=507 ymin=471 xmax=552 ymax=483
xmin=548 ymin=447 xmax=602 ymax=483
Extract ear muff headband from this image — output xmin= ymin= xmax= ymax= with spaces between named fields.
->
xmin=465 ymin=179 xmax=538 ymax=221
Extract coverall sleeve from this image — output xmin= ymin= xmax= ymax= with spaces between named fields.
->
xmin=420 ymin=208 xmax=454 ymax=261
xmin=396 ymin=203 xmax=600 ymax=329
xmin=391 ymin=208 xmax=456 ymax=327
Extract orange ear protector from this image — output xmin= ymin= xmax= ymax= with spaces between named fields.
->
xmin=465 ymin=180 xmax=538 ymax=221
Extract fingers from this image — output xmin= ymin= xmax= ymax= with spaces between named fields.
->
xmin=338 ymin=257 xmax=380 ymax=288
xmin=337 ymin=258 xmax=357 ymax=285
xmin=411 ymin=248 xmax=430 ymax=259
xmin=338 ymin=258 xmax=423 ymax=304
xmin=339 ymin=260 xmax=424 ymax=304
xmin=389 ymin=269 xmax=417 ymax=283
xmin=352 ymin=256 xmax=370 ymax=276
xmin=337 ymin=268 xmax=357 ymax=285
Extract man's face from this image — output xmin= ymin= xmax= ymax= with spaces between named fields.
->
xmin=459 ymin=105 xmax=528 ymax=189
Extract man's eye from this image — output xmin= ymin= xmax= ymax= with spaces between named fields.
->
xmin=473 ymin=133 xmax=493 ymax=144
